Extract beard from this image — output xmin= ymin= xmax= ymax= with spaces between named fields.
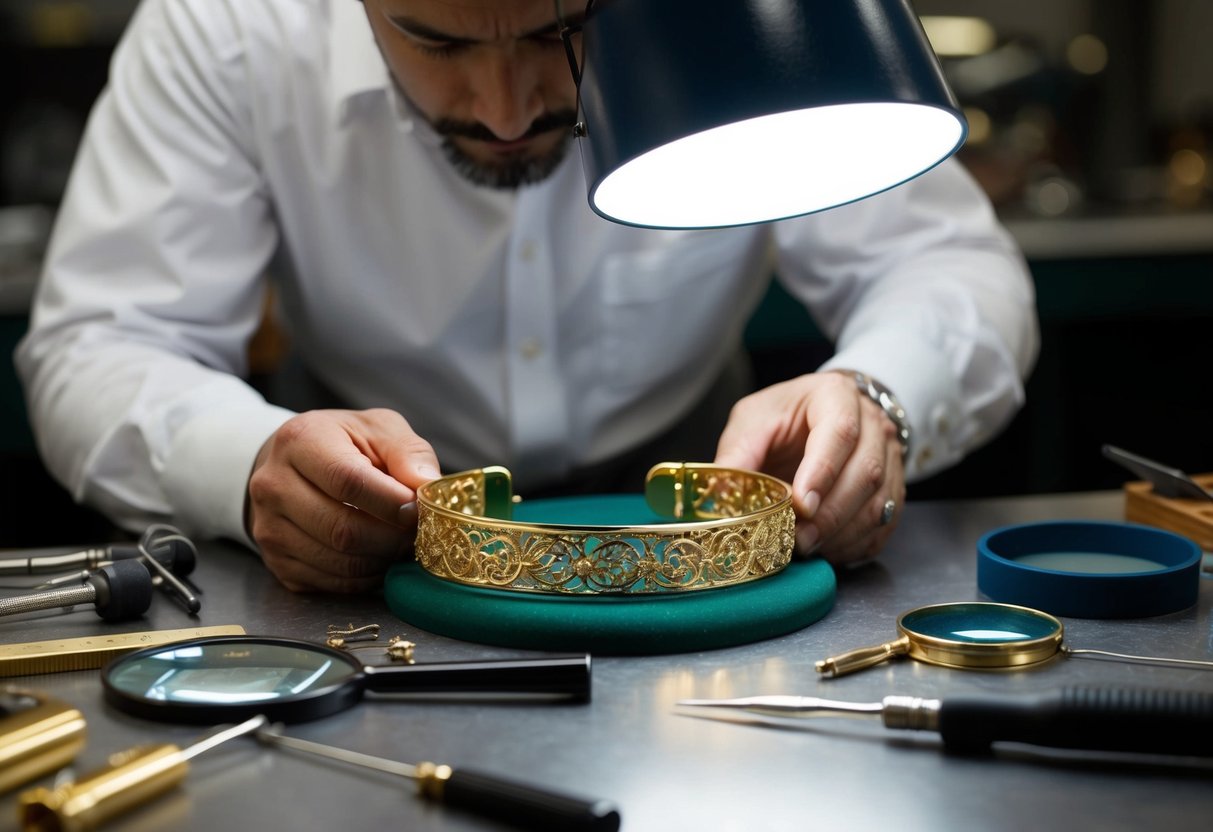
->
xmin=432 ymin=109 xmax=578 ymax=189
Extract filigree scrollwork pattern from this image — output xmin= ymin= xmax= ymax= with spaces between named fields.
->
xmin=425 ymin=471 xmax=488 ymax=517
xmin=416 ymin=465 xmax=795 ymax=594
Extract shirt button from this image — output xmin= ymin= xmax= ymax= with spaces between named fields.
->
xmin=930 ymin=403 xmax=952 ymax=435
xmin=519 ymin=240 xmax=537 ymax=262
xmin=519 ymin=338 xmax=542 ymax=360
xmin=915 ymin=445 xmax=934 ymax=468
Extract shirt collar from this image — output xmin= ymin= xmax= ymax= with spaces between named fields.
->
xmin=328 ymin=1 xmax=439 ymax=142
xmin=329 ymin=1 xmax=392 ymax=117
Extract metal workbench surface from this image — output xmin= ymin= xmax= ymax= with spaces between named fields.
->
xmin=2 ymin=490 xmax=1210 ymax=832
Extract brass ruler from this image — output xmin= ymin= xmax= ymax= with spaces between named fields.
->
xmin=0 ymin=625 xmax=247 ymax=677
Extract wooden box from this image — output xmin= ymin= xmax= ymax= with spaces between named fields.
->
xmin=1123 ymin=473 xmax=1213 ymax=551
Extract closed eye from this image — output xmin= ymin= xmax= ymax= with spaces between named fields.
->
xmin=381 ymin=10 xmax=576 ymax=59
xmin=411 ymin=39 xmax=465 ymax=59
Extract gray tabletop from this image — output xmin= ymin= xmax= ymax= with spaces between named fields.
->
xmin=2 ymin=491 xmax=1211 ymax=832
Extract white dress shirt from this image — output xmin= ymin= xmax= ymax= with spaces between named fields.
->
xmin=15 ymin=0 xmax=1039 ymax=547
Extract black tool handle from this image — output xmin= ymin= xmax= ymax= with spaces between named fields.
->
xmin=363 ymin=655 xmax=591 ymax=701
xmin=938 ymin=686 xmax=1213 ymax=756
xmin=89 ymin=559 xmax=155 ymax=621
xmin=439 ymin=767 xmax=621 ymax=832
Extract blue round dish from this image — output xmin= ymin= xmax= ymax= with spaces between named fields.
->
xmin=977 ymin=520 xmax=1201 ymax=619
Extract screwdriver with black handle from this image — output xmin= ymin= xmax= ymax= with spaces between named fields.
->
xmin=255 ymin=723 xmax=621 ymax=831
xmin=678 ymin=686 xmax=1213 ymax=756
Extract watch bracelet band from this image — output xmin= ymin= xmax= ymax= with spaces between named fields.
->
xmin=845 ymin=371 xmax=912 ymax=458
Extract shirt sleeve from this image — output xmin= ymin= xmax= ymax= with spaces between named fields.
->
xmin=770 ymin=159 xmax=1040 ymax=481
xmin=14 ymin=0 xmax=294 ymax=546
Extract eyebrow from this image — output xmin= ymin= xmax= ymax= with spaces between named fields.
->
xmin=385 ymin=12 xmax=584 ymax=45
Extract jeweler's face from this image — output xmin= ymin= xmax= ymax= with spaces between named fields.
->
xmin=362 ymin=0 xmax=585 ymax=188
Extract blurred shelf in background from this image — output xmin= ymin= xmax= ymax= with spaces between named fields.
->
xmin=917 ymin=0 xmax=1213 ymax=221
xmin=1004 ymin=210 xmax=1213 ymax=259
xmin=0 ymin=0 xmax=140 ymax=46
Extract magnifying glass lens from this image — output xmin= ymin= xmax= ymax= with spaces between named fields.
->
xmin=901 ymin=603 xmax=1060 ymax=644
xmin=892 ymin=602 xmax=1064 ymax=671
xmin=106 ymin=641 xmax=354 ymax=706
xmin=103 ymin=636 xmax=592 ymax=723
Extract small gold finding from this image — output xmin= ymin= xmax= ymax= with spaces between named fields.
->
xmin=385 ymin=636 xmax=416 ymax=664
xmin=326 ymin=623 xmax=381 ymax=640
xmin=326 ymin=631 xmax=415 ymax=663
xmin=325 ymin=623 xmax=380 ymax=649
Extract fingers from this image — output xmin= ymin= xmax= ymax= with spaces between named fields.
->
xmin=802 ymin=394 xmax=906 ymax=565
xmin=285 ymin=410 xmax=435 ymax=525
xmin=717 ymin=372 xmax=906 ymax=565
xmin=713 ymin=406 xmax=775 ymax=473
xmin=789 ymin=373 xmax=864 ymax=509
xmin=257 ymin=506 xmax=408 ymax=594
xmin=246 ymin=408 xmax=438 ymax=593
xmin=714 ymin=377 xmax=811 ymax=483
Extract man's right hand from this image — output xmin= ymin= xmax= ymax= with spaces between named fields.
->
xmin=245 ymin=408 xmax=440 ymax=593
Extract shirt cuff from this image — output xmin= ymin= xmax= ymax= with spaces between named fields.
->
xmin=821 ymin=327 xmax=964 ymax=481
xmin=161 ymin=402 xmax=295 ymax=548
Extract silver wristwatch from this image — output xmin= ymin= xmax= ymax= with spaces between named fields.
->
xmin=847 ymin=371 xmax=912 ymax=458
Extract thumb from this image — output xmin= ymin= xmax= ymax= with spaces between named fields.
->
xmin=384 ymin=434 xmax=439 ymax=532
xmin=383 ymin=432 xmax=441 ymax=491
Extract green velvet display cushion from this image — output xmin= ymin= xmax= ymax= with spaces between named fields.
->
xmin=384 ymin=494 xmax=836 ymax=655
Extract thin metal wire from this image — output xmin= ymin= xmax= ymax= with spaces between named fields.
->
xmin=555 ymin=0 xmax=583 ymax=87
xmin=138 ymin=527 xmax=201 ymax=612
xmin=1061 ymin=645 xmax=1213 ymax=670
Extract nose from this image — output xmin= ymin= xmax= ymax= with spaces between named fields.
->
xmin=469 ymin=50 xmax=544 ymax=141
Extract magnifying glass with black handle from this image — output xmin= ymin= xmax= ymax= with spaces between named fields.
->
xmin=102 ymin=635 xmax=591 ymax=724
xmin=99 ymin=636 xmax=612 ymax=830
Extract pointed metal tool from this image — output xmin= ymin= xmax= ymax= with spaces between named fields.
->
xmin=678 ymin=687 xmax=1213 ymax=757
xmin=1102 ymin=444 xmax=1213 ymax=501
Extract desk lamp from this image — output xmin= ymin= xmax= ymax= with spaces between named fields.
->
xmin=560 ymin=0 xmax=967 ymax=228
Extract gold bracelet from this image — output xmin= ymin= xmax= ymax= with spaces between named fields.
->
xmin=415 ymin=462 xmax=795 ymax=595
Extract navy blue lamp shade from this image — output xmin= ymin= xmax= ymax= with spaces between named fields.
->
xmin=575 ymin=0 xmax=968 ymax=228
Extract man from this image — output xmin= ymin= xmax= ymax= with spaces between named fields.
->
xmin=16 ymin=0 xmax=1038 ymax=592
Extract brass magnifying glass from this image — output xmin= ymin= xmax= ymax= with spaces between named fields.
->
xmin=816 ymin=601 xmax=1213 ymax=678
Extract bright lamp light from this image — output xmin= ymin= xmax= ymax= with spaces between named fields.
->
xmin=569 ymin=0 xmax=969 ymax=229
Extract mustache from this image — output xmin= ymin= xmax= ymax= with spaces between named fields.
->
xmin=432 ymin=109 xmax=579 ymax=142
